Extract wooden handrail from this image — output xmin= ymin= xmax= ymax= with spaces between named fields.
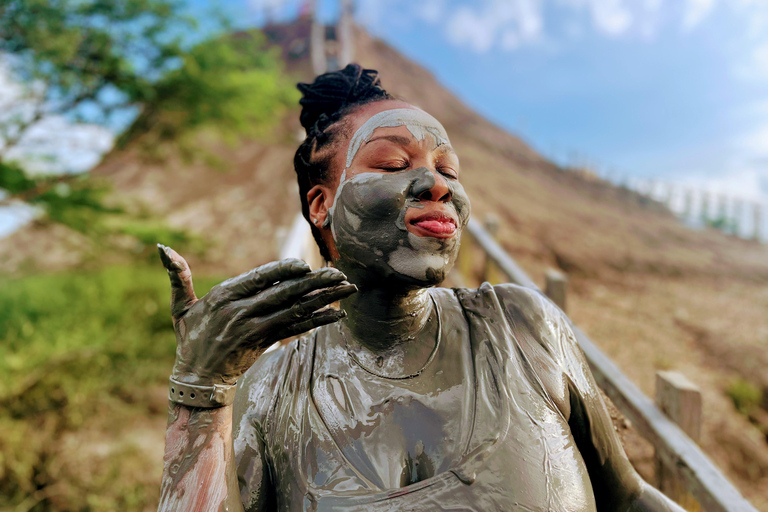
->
xmin=466 ymin=219 xmax=538 ymax=289
xmin=464 ymin=217 xmax=757 ymax=512
xmin=279 ymin=213 xmax=313 ymax=261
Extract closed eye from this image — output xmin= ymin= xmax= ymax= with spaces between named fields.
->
xmin=438 ymin=166 xmax=458 ymax=179
xmin=377 ymin=161 xmax=410 ymax=171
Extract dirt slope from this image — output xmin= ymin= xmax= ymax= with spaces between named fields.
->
xmin=2 ymin=19 xmax=767 ymax=508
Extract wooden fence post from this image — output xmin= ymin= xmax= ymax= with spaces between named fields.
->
xmin=700 ymin=193 xmax=710 ymax=223
xmin=717 ymin=195 xmax=727 ymax=222
xmin=662 ymin=184 xmax=673 ymax=209
xmin=545 ymin=269 xmax=568 ymax=313
xmin=683 ymin=189 xmax=693 ymax=219
xmin=733 ymin=200 xmax=743 ymax=237
xmin=655 ymin=371 xmax=702 ymax=511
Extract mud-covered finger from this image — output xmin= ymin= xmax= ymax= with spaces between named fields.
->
xmin=292 ymin=283 xmax=357 ymax=315
xmin=240 ymin=269 xmax=348 ymax=315
xmin=273 ymin=309 xmax=347 ymax=340
xmin=157 ymin=244 xmax=197 ymax=318
xmin=218 ymin=259 xmax=312 ymax=301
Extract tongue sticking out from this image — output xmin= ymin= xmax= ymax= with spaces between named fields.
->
xmin=415 ymin=219 xmax=456 ymax=235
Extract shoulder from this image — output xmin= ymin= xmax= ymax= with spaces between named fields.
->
xmin=454 ymin=282 xmax=565 ymax=347
xmin=491 ymin=282 xmax=556 ymax=318
xmin=454 ymin=283 xmax=581 ymax=399
xmin=493 ymin=283 xmax=563 ymax=337
xmin=453 ymin=281 xmax=550 ymax=313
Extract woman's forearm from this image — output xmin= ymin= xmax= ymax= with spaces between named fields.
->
xmin=154 ymin=248 xmax=352 ymax=511
xmin=158 ymin=403 xmax=244 ymax=512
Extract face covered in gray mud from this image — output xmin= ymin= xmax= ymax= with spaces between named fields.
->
xmin=326 ymin=107 xmax=471 ymax=288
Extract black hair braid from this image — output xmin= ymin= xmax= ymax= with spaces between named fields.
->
xmin=294 ymin=63 xmax=393 ymax=261
xmin=297 ymin=64 xmax=389 ymax=132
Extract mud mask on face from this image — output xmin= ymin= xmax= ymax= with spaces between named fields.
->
xmin=328 ymin=109 xmax=471 ymax=286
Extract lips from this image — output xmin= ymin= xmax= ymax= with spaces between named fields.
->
xmin=409 ymin=211 xmax=458 ymax=237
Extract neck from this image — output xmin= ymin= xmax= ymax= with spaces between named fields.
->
xmin=339 ymin=277 xmax=432 ymax=353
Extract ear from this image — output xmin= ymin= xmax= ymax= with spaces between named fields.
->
xmin=307 ymin=184 xmax=333 ymax=228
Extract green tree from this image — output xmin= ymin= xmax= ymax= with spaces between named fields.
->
xmin=0 ymin=0 xmax=190 ymax=155
xmin=126 ymin=31 xmax=299 ymax=156
xmin=0 ymin=0 xmax=297 ymax=237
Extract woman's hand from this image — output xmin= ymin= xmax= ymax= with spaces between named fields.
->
xmin=158 ymin=244 xmax=356 ymax=386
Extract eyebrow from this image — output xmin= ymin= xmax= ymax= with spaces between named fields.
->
xmin=365 ymin=134 xmax=413 ymax=146
xmin=365 ymin=134 xmax=456 ymax=154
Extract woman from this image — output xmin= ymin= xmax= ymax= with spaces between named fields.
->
xmin=157 ymin=64 xmax=683 ymax=511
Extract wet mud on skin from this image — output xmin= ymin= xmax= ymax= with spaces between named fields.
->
xmin=326 ymin=106 xmax=471 ymax=372
xmin=332 ymin=168 xmax=469 ymax=285
xmin=328 ymin=109 xmax=470 ymax=289
xmin=159 ymin=404 xmax=242 ymax=512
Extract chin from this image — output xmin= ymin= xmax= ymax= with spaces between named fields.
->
xmin=332 ymin=210 xmax=462 ymax=288
xmin=383 ymin=236 xmax=458 ymax=288
xmin=338 ymin=244 xmax=457 ymax=289
xmin=375 ymin=263 xmax=451 ymax=290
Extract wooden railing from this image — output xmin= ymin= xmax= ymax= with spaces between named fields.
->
xmin=279 ymin=212 xmax=758 ymax=512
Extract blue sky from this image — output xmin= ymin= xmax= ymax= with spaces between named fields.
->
xmin=3 ymin=1 xmax=766 ymax=237
xmin=3 ymin=0 xmax=767 ymax=203
xmin=228 ymin=0 xmax=768 ymax=202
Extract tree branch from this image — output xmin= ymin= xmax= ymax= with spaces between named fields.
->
xmin=0 ymin=174 xmax=76 ymax=206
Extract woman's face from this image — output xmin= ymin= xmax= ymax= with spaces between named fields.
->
xmin=311 ymin=100 xmax=471 ymax=287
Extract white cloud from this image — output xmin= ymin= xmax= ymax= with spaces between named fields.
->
xmin=501 ymin=30 xmax=521 ymax=50
xmin=355 ymin=1 xmax=654 ymax=52
xmin=589 ymin=0 xmax=633 ymax=36
xmin=444 ymin=0 xmax=544 ymax=53
xmin=637 ymin=0 xmax=664 ymax=38
xmin=518 ymin=0 xmax=544 ymax=38
xmin=736 ymin=123 xmax=768 ymax=158
xmin=246 ymin=0 xmax=293 ymax=13
xmin=446 ymin=6 xmax=497 ymax=53
xmin=416 ymin=0 xmax=447 ymax=24
xmin=751 ymin=41 xmax=768 ymax=75
xmin=435 ymin=0 xmax=639 ymax=52
xmin=682 ymin=0 xmax=716 ymax=31
xmin=353 ymin=0 xmax=768 ymax=58
xmin=732 ymin=40 xmax=768 ymax=83
xmin=5 ymin=117 xmax=114 ymax=175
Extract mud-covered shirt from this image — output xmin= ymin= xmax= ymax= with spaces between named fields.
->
xmin=232 ymin=283 xmax=633 ymax=512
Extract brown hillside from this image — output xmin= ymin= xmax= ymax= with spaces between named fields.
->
xmin=2 ymin=19 xmax=767 ymax=508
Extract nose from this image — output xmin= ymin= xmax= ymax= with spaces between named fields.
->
xmin=410 ymin=167 xmax=452 ymax=203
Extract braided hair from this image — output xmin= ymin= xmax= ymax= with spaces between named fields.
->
xmin=294 ymin=63 xmax=393 ymax=261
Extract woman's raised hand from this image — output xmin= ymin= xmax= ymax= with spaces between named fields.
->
xmin=157 ymin=244 xmax=356 ymax=386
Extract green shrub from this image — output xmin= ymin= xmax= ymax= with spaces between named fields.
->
xmin=0 ymin=265 xmax=223 ymax=510
xmin=726 ymin=379 xmax=762 ymax=416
